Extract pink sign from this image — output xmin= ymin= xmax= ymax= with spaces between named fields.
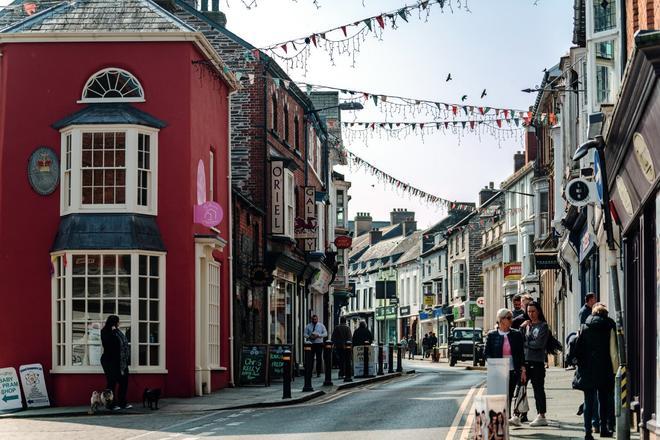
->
xmin=194 ymin=159 xmax=223 ymax=228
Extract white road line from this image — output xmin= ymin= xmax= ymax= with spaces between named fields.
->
xmin=185 ymin=427 xmax=202 ymax=431
xmin=226 ymin=421 xmax=244 ymax=426
xmin=445 ymin=383 xmax=481 ymax=440
xmin=125 ymin=411 xmax=225 ymax=440
xmin=459 ymin=385 xmax=485 ymax=440
xmin=227 ymin=413 xmax=241 ymax=418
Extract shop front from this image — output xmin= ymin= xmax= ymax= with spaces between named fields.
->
xmin=376 ymin=305 xmax=398 ymax=344
xmin=604 ymin=31 xmax=660 ymax=439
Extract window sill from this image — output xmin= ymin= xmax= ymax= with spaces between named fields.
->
xmin=50 ymin=368 xmax=168 ymax=374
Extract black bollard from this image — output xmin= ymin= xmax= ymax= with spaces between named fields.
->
xmin=377 ymin=343 xmax=384 ymax=376
xmin=388 ymin=342 xmax=394 ymax=373
xmin=396 ymin=343 xmax=403 ymax=372
xmin=302 ymin=343 xmax=314 ymax=391
xmin=323 ymin=342 xmax=333 ymax=386
xmin=343 ymin=341 xmax=353 ymax=382
xmin=362 ymin=344 xmax=372 ymax=378
xmin=282 ymin=349 xmax=292 ymax=399
xmin=433 ymin=346 xmax=439 ymax=363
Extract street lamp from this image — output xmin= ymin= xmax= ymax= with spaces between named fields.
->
xmin=572 ymin=129 xmax=630 ymax=440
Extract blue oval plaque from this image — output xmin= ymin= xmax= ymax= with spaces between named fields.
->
xmin=27 ymin=147 xmax=60 ymax=195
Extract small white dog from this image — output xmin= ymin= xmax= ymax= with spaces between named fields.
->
xmin=89 ymin=389 xmax=114 ymax=414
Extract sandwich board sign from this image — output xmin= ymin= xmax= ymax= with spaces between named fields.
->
xmin=0 ymin=367 xmax=22 ymax=412
xmin=19 ymin=364 xmax=50 ymax=408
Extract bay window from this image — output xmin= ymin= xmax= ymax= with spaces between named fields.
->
xmin=51 ymin=251 xmax=165 ymax=372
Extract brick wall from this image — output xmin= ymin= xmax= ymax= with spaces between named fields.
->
xmin=626 ymin=0 xmax=660 ymax=57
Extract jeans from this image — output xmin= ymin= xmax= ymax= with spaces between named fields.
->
xmin=583 ymin=386 xmax=612 ymax=433
xmin=102 ymin=362 xmax=128 ymax=408
xmin=525 ymin=361 xmax=546 ymax=415
xmin=311 ymin=344 xmax=323 ymax=375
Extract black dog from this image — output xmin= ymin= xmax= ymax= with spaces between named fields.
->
xmin=142 ymin=388 xmax=161 ymax=410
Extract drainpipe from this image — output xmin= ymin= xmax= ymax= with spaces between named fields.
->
xmin=227 ymin=88 xmax=237 ymax=387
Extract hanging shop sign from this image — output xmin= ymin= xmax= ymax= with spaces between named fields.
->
xmin=295 ymin=186 xmax=318 ymax=240
xmin=534 ymin=251 xmax=561 ymax=270
xmin=193 ymin=160 xmax=223 ymax=228
xmin=0 ymin=367 xmax=22 ymax=412
xmin=375 ymin=305 xmax=397 ymax=321
xmin=271 ymin=161 xmax=285 ymax=234
xmin=579 ymin=226 xmax=596 ymax=263
xmin=423 ymin=294 xmax=434 ymax=307
xmin=309 ymin=263 xmax=332 ymax=294
xmin=468 ymin=302 xmax=484 ymax=318
xmin=452 ymin=304 xmax=465 ymax=321
xmin=18 ymin=364 xmax=49 ymax=408
xmin=432 ymin=308 xmax=443 ymax=318
xmin=399 ymin=305 xmax=411 ymax=316
xmin=27 ymin=147 xmax=59 ymax=195
xmin=503 ymin=262 xmax=522 ymax=281
xmin=334 ymin=235 xmax=353 ymax=249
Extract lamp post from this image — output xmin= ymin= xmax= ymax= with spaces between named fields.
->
xmin=573 ymin=134 xmax=629 ymax=440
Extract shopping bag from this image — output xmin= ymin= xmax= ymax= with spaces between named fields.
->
xmin=512 ymin=384 xmax=529 ymax=414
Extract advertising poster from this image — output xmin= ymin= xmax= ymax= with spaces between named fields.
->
xmin=472 ymin=394 xmax=509 ymax=440
xmin=0 ymin=367 xmax=23 ymax=412
xmin=352 ymin=345 xmax=377 ymax=377
xmin=18 ymin=364 xmax=50 ymax=408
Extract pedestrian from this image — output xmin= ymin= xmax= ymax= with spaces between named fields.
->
xmin=573 ymin=303 xmax=617 ymax=439
xmin=408 ymin=336 xmax=417 ymax=360
xmin=304 ymin=314 xmax=328 ymax=377
xmin=100 ymin=315 xmax=132 ymax=411
xmin=484 ymin=308 xmax=525 ymax=417
xmin=576 ymin=292 xmax=598 ymax=429
xmin=511 ymin=294 xmax=524 ymax=320
xmin=520 ymin=301 xmax=550 ymax=426
xmin=429 ymin=331 xmax=438 ymax=352
xmin=331 ymin=316 xmax=352 ymax=378
xmin=422 ymin=333 xmax=430 ymax=358
xmin=399 ymin=336 xmax=408 ymax=358
xmin=511 ymin=294 xmax=532 ymax=329
xmin=351 ymin=320 xmax=373 ymax=345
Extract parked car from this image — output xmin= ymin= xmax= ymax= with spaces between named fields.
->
xmin=448 ymin=327 xmax=484 ymax=366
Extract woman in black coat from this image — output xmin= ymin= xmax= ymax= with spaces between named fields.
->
xmin=100 ymin=315 xmax=132 ymax=410
xmin=484 ymin=308 xmax=525 ymax=418
xmin=574 ymin=304 xmax=617 ymax=439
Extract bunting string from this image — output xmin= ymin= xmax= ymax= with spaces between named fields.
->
xmin=346 ymin=149 xmax=475 ymax=211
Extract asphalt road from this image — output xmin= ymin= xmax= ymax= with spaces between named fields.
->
xmin=0 ymin=364 xmax=485 ymax=440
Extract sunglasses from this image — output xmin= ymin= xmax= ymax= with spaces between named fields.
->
xmin=502 ymin=316 xmax=513 ymax=320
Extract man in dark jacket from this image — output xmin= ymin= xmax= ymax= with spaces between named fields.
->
xmin=422 ymin=333 xmax=430 ymax=358
xmin=331 ymin=317 xmax=352 ymax=377
xmin=579 ymin=292 xmax=597 ymax=325
xmin=511 ymin=294 xmax=532 ymax=329
xmin=574 ymin=304 xmax=617 ymax=439
xmin=352 ymin=321 xmax=373 ymax=345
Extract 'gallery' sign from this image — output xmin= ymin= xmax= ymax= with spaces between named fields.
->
xmin=271 ymin=161 xmax=284 ymax=234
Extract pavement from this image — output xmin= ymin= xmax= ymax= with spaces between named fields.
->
xmin=0 ymin=369 xmax=408 ymax=419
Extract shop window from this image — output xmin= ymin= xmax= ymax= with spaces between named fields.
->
xmin=595 ymin=40 xmax=614 ymax=104
xmin=80 ymin=68 xmax=145 ymax=103
xmin=593 ymin=0 xmax=616 ymax=33
xmin=51 ymin=252 xmax=165 ymax=372
xmin=284 ymin=170 xmax=296 ymax=238
xmin=269 ymin=280 xmax=293 ymax=344
xmin=207 ymin=261 xmax=220 ymax=367
xmin=60 ymin=127 xmax=159 ymax=215
xmin=336 ymin=190 xmax=345 ymax=225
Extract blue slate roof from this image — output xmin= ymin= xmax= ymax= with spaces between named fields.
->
xmin=52 ymin=103 xmax=167 ymax=129
xmin=52 ymin=213 xmax=166 ymax=252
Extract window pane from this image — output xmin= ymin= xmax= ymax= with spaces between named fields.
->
xmin=118 ymin=299 xmax=130 ymax=318
xmin=139 ymin=345 xmax=147 ymax=365
xmin=139 ymin=300 xmax=147 ymax=321
xmin=102 ymin=277 xmax=115 ymax=297
xmin=149 ymin=300 xmax=159 ymax=321
xmin=103 ymin=255 xmax=116 ymax=274
xmin=72 ymin=278 xmax=85 ymax=298
xmin=88 ymin=277 xmax=100 ymax=297
xmin=118 ymin=277 xmax=131 ymax=298
xmin=149 ymin=279 xmax=159 ymax=299
xmin=116 ymin=186 xmax=125 ymax=204
xmin=73 ymin=255 xmax=86 ymax=275
xmin=149 ymin=346 xmax=159 ymax=366
xmin=103 ymin=300 xmax=115 ymax=315
xmin=149 ymin=256 xmax=158 ymax=276
xmin=72 ymin=322 xmax=85 ymax=343
xmin=82 ymin=150 xmax=92 ymax=167
xmin=73 ymin=300 xmax=85 ymax=320
xmin=82 ymin=133 xmax=92 ymax=149
xmin=139 ymin=277 xmax=147 ymax=298
xmin=139 ymin=323 xmax=147 ymax=343
xmin=88 ymin=255 xmax=100 ymax=274
xmin=88 ymin=300 xmax=101 ymax=322
xmin=72 ymin=345 xmax=85 ymax=366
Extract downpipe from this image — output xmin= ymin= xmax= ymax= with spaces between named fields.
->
xmin=608 ymin=250 xmax=629 ymax=439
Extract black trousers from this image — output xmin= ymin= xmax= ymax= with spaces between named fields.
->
xmin=311 ymin=344 xmax=323 ymax=375
xmin=525 ymin=361 xmax=546 ymax=414
xmin=508 ymin=370 xmax=520 ymax=414
xmin=583 ymin=384 xmax=613 ymax=433
xmin=102 ymin=362 xmax=128 ymax=408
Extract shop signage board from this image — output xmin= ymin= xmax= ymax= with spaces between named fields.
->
xmin=271 ymin=161 xmax=284 ymax=234
xmin=423 ymin=294 xmax=434 ymax=307
xmin=534 ymin=251 xmax=561 ymax=270
xmin=468 ymin=303 xmax=484 ymax=318
xmin=18 ymin=364 xmax=49 ymax=408
xmin=352 ymin=345 xmax=377 ymax=377
xmin=268 ymin=344 xmax=292 ymax=383
xmin=0 ymin=367 xmax=22 ymax=412
xmin=399 ymin=305 xmax=411 ymax=316
xmin=27 ymin=147 xmax=59 ymax=195
xmin=239 ymin=345 xmax=268 ymax=386
xmin=503 ymin=262 xmax=522 ymax=281
xmin=375 ymin=305 xmax=397 ymax=321
xmin=432 ymin=308 xmax=443 ymax=318
xmin=334 ymin=235 xmax=352 ymax=249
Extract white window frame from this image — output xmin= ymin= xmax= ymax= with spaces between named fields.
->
xmin=207 ymin=260 xmax=221 ymax=368
xmin=59 ymin=125 xmax=159 ymax=216
xmin=50 ymin=251 xmax=166 ymax=374
xmin=79 ymin=68 xmax=145 ymax=104
xmin=316 ymin=202 xmax=326 ymax=252
xmin=284 ymin=169 xmax=295 ymax=238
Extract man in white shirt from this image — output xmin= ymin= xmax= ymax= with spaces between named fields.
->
xmin=304 ymin=314 xmax=328 ymax=377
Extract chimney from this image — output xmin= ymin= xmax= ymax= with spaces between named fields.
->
xmin=479 ymin=183 xmax=498 ymax=207
xmin=369 ymin=228 xmax=383 ymax=245
xmin=514 ymin=151 xmax=525 ymax=172
xmin=390 ymin=208 xmax=415 ymax=225
xmin=525 ymin=126 xmax=538 ymax=163
xmin=199 ymin=0 xmax=227 ymax=26
xmin=403 ymin=220 xmax=417 ymax=237
xmin=354 ymin=212 xmax=373 ymax=237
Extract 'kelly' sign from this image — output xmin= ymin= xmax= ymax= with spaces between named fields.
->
xmin=271 ymin=161 xmax=284 ymax=234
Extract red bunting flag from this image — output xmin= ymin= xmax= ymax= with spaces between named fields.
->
xmin=311 ymin=34 xmax=317 ymax=47
xmin=479 ymin=107 xmax=484 ymax=115
xmin=504 ymin=109 xmax=510 ymax=119
xmin=341 ymin=26 xmax=347 ymax=37
xmin=375 ymin=15 xmax=385 ymax=29
xmin=496 ymin=120 xmax=502 ymax=128
xmin=452 ymin=105 xmax=457 ymax=115
xmin=281 ymin=44 xmax=288 ymax=54
xmin=469 ymin=121 xmax=475 ymax=129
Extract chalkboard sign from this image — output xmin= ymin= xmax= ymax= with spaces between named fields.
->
xmin=239 ymin=345 xmax=268 ymax=386
xmin=268 ymin=344 xmax=292 ymax=382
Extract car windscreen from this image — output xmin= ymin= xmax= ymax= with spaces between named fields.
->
xmin=453 ymin=330 xmax=479 ymax=340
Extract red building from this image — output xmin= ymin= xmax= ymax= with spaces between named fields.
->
xmin=0 ymin=0 xmax=237 ymax=405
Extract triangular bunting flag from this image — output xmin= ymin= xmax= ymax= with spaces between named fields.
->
xmin=375 ymin=15 xmax=385 ymax=29
xmin=281 ymin=43 xmax=288 ymax=54
xmin=341 ymin=26 xmax=347 ymax=37
xmin=496 ymin=120 xmax=502 ymax=128
xmin=372 ymin=95 xmax=378 ymax=105
xmin=283 ymin=80 xmax=290 ymax=89
xmin=364 ymin=18 xmax=373 ymax=31
xmin=398 ymin=9 xmax=409 ymax=22
xmin=311 ymin=34 xmax=318 ymax=47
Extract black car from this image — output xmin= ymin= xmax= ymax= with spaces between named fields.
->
xmin=448 ymin=327 xmax=485 ymax=366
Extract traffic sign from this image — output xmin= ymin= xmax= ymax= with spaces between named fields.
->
xmin=593 ymin=150 xmax=604 ymax=205
xmin=476 ymin=296 xmax=485 ymax=308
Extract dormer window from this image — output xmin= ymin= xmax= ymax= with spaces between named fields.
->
xmin=80 ymin=68 xmax=145 ymax=103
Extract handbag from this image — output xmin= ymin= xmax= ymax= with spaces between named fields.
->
xmin=512 ymin=383 xmax=529 ymax=414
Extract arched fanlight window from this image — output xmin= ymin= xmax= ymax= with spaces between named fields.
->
xmin=80 ymin=68 xmax=145 ymax=103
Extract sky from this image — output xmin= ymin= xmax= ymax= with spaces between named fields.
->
xmin=0 ymin=0 xmax=575 ymax=228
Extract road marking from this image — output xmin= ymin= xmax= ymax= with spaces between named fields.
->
xmin=125 ymin=410 xmax=226 ymax=440
xmin=196 ymin=432 xmax=215 ymax=436
xmin=445 ymin=382 xmax=484 ymax=440
xmin=459 ymin=385 xmax=485 ymax=440
xmin=226 ymin=421 xmax=244 ymax=426
xmin=227 ymin=413 xmax=241 ymax=418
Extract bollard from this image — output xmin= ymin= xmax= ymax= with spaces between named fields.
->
xmin=377 ymin=343 xmax=384 ymax=376
xmin=323 ymin=342 xmax=333 ymax=386
xmin=396 ymin=343 xmax=403 ymax=372
xmin=433 ymin=346 xmax=439 ymax=363
xmin=361 ymin=343 xmax=372 ymax=378
xmin=302 ymin=343 xmax=314 ymax=391
xmin=388 ymin=342 xmax=394 ymax=374
xmin=282 ymin=349 xmax=292 ymax=399
xmin=343 ymin=341 xmax=353 ymax=382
